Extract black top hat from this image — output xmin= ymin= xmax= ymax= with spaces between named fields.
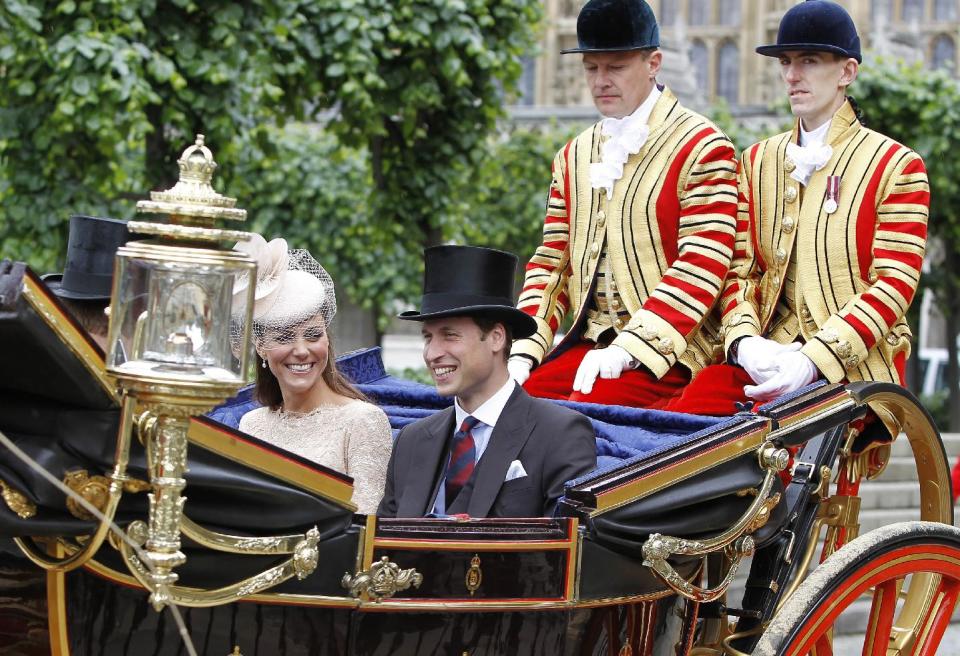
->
xmin=756 ymin=0 xmax=862 ymax=63
xmin=399 ymin=245 xmax=537 ymax=338
xmin=42 ymin=215 xmax=131 ymax=301
xmin=560 ymin=0 xmax=660 ymax=54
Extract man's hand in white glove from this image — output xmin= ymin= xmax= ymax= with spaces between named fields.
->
xmin=744 ymin=351 xmax=819 ymax=401
xmin=507 ymin=357 xmax=533 ymax=386
xmin=572 ymin=345 xmax=636 ymax=395
xmin=736 ymin=336 xmax=802 ymax=385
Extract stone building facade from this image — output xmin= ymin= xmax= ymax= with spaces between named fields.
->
xmin=525 ymin=0 xmax=958 ymax=110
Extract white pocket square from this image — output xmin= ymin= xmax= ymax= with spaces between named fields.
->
xmin=505 ymin=459 xmax=527 ymax=482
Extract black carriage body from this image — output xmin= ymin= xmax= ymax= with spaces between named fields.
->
xmin=0 ymin=262 xmax=954 ymax=656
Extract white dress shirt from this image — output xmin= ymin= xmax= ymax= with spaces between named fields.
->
xmin=431 ymin=378 xmax=517 ymax=515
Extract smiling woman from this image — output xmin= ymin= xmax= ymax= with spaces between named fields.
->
xmin=234 ymin=236 xmax=392 ymax=514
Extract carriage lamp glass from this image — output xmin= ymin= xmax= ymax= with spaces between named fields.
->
xmin=106 ymin=243 xmax=255 ymax=385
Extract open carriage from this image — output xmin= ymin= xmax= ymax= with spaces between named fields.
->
xmin=0 ymin=261 xmax=957 ymax=655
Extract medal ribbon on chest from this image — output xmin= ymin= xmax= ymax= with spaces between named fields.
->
xmin=824 ymin=175 xmax=840 ymax=214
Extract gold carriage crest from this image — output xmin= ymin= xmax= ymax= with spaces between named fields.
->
xmin=465 ymin=554 xmax=482 ymax=596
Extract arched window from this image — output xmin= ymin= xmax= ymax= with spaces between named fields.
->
xmin=691 ymin=40 xmax=710 ymax=95
xmin=717 ymin=41 xmax=739 ymax=105
xmin=689 ymin=0 xmax=711 ymax=25
xmin=902 ymin=0 xmax=924 ymax=21
xmin=935 ymin=0 xmax=957 ymax=20
xmin=718 ymin=0 xmax=741 ymax=26
xmin=659 ymin=0 xmax=677 ymax=27
xmin=932 ymin=34 xmax=957 ymax=70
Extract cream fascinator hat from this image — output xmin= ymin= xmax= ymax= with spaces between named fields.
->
xmin=231 ymin=235 xmax=336 ymax=350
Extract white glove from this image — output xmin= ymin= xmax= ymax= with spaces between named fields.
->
xmin=744 ymin=351 xmax=819 ymax=401
xmin=573 ymin=345 xmax=636 ymax=395
xmin=507 ymin=357 xmax=533 ymax=386
xmin=736 ymin=336 xmax=802 ymax=385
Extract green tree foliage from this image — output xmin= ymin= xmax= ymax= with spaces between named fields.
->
xmin=232 ymin=121 xmax=583 ymax=330
xmin=853 ymin=57 xmax=960 ymax=428
xmin=0 ymin=0 xmax=541 ymax=306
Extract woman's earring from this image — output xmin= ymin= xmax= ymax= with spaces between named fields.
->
xmin=261 ymin=359 xmax=267 ymax=369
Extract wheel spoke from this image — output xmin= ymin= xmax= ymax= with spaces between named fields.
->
xmin=812 ymin=634 xmax=833 ymax=656
xmin=914 ymin=578 xmax=960 ymax=656
xmin=863 ymin=579 xmax=899 ymax=656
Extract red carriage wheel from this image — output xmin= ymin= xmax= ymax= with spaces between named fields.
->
xmin=754 ymin=521 xmax=960 ymax=656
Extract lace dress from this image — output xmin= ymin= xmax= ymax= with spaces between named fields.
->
xmin=238 ymin=400 xmax=392 ymax=514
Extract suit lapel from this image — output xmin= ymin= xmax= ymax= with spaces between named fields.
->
xmin=463 ymin=387 xmax=535 ymax=518
xmin=397 ymin=408 xmax=456 ymax=517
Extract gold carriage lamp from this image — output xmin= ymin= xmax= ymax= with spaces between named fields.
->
xmin=104 ymin=134 xmax=257 ymax=610
xmin=106 ymin=134 xmax=255 ymax=395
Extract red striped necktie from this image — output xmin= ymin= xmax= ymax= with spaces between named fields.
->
xmin=445 ymin=416 xmax=480 ymax=507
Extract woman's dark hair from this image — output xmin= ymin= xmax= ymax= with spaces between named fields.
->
xmin=255 ymin=329 xmax=368 ymax=410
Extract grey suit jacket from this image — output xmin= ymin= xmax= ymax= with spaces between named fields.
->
xmin=377 ymin=385 xmax=596 ymax=518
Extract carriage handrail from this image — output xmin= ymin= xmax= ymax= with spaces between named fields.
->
xmin=641 ymin=443 xmax=789 ymax=602
xmin=118 ymin=520 xmax=322 ymax=608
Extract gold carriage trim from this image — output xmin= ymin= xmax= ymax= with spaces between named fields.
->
xmin=22 ymin=272 xmax=116 ymax=400
xmin=187 ymin=418 xmax=356 ymax=511
xmin=0 ymin=477 xmax=36 ymax=519
xmin=590 ymin=426 xmax=769 ymax=516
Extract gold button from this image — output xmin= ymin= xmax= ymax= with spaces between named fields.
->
xmin=772 ymin=276 xmax=780 ymax=287
xmin=657 ymin=337 xmax=674 ymax=355
xmin=836 ymin=340 xmax=852 ymax=358
xmin=591 ymin=242 xmax=600 ymax=258
xmin=597 ymin=210 xmax=605 ymax=221
xmin=782 ymin=216 xmax=795 ymax=233
xmin=583 ymin=274 xmax=592 ymax=286
xmin=886 ymin=333 xmax=899 ymax=346
xmin=801 ymin=307 xmax=811 ymax=319
xmin=775 ymin=248 xmax=787 ymax=264
xmin=640 ymin=327 xmax=657 ymax=341
xmin=610 ymin=299 xmax=621 ymax=310
xmin=845 ymin=355 xmax=860 ymax=370
xmin=868 ymin=271 xmax=878 ymax=283
xmin=784 ymin=186 xmax=798 ymax=203
xmin=819 ymin=328 xmax=839 ymax=344
xmin=784 ymin=159 xmax=796 ymax=173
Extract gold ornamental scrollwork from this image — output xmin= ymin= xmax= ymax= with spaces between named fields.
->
xmin=64 ymin=470 xmax=111 ymax=521
xmin=465 ymin=554 xmax=482 ymax=596
xmin=0 ymin=478 xmax=35 ymax=519
xmin=744 ymin=492 xmax=782 ymax=535
xmin=341 ymin=556 xmax=423 ymax=602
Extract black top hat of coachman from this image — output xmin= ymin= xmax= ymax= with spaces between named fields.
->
xmin=756 ymin=0 xmax=862 ymax=63
xmin=42 ymin=215 xmax=131 ymax=301
xmin=399 ymin=245 xmax=537 ymax=338
xmin=561 ymin=0 xmax=660 ymax=55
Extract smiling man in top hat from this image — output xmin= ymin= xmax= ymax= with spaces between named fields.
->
xmin=507 ymin=0 xmax=738 ymax=408
xmin=378 ymin=246 xmax=596 ymax=519
xmin=43 ymin=215 xmax=131 ymax=351
xmin=663 ymin=0 xmax=929 ymax=432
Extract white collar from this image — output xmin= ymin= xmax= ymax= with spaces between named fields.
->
xmin=599 ymin=86 xmax=661 ymax=137
xmin=799 ymin=119 xmax=831 ymax=148
xmin=591 ymin=86 xmax=662 ymax=199
xmin=454 ymin=378 xmax=516 ymax=429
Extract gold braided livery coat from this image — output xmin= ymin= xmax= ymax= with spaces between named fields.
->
xmin=721 ymin=101 xmax=929 ymax=402
xmin=513 ymin=89 xmax=738 ymax=378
